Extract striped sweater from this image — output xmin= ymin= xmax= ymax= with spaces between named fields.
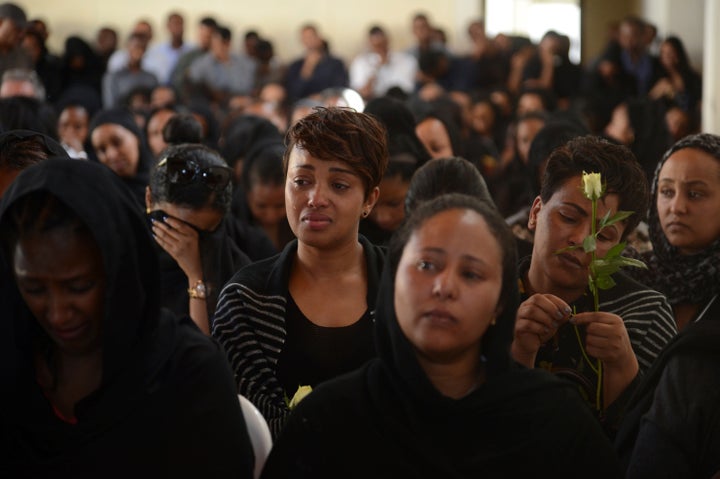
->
xmin=519 ymin=257 xmax=677 ymax=432
xmin=212 ymin=237 xmax=385 ymax=438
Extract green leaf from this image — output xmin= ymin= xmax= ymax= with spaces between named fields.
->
xmin=598 ymin=209 xmax=613 ymax=228
xmin=596 ymin=275 xmax=616 ymax=290
xmin=615 ymin=256 xmax=648 ymax=269
xmin=602 ymin=211 xmax=634 ymax=229
xmin=603 ymin=242 xmax=627 ymax=260
xmin=583 ymin=235 xmax=597 ymax=253
xmin=591 ymin=259 xmax=621 ymax=277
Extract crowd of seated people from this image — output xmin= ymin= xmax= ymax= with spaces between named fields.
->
xmin=2 ymin=1 xmax=720 ymax=476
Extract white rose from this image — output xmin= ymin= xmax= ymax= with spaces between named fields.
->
xmin=582 ymin=171 xmax=603 ymax=200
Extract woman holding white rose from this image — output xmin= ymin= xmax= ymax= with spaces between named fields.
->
xmin=510 ymin=136 xmax=676 ymax=435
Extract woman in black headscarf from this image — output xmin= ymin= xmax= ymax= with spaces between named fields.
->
xmin=363 ymin=96 xmax=431 ymax=167
xmin=220 ymin=114 xmax=285 ymax=260
xmin=0 ymin=159 xmax=253 ymax=477
xmin=261 ymin=194 xmax=620 ymax=478
xmin=626 ymin=133 xmax=720 ymax=329
xmin=60 ymin=36 xmax=103 ymax=95
xmin=89 ymin=108 xmax=154 ymax=207
xmin=360 ymin=96 xmax=431 ymax=245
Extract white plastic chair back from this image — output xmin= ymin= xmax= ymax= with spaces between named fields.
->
xmin=238 ymin=395 xmax=273 ymax=479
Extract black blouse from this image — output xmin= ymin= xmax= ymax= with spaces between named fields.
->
xmin=277 ymin=294 xmax=375 ymax=397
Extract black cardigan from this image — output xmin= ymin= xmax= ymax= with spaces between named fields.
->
xmin=212 ymin=235 xmax=385 ymax=438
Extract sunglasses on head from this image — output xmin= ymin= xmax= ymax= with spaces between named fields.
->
xmin=158 ymin=156 xmax=232 ymax=192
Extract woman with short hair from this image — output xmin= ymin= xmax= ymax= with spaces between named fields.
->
xmin=212 ymin=107 xmax=388 ymax=438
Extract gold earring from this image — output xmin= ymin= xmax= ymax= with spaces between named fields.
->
xmin=146 ymin=207 xmax=152 ymax=214
xmin=490 ymin=316 xmax=496 ymax=326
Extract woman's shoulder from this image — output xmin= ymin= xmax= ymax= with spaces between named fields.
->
xmin=155 ymin=315 xmax=235 ymax=380
xmin=600 ymin=270 xmax=674 ymax=318
xmin=359 ymin=235 xmax=387 ymax=275
xmin=608 ymin=269 xmax=665 ymax=297
xmin=486 ymin=368 xmax=620 ymax=474
xmin=134 ymin=315 xmax=255 ymax=476
xmin=488 ymin=367 xmax=579 ymax=400
xmin=360 ymin=234 xmax=386 ymax=258
xmin=484 ymin=367 xmax=604 ymax=425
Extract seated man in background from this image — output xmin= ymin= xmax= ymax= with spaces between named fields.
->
xmin=349 ymin=25 xmax=417 ymax=100
xmin=187 ymin=25 xmax=256 ymax=108
xmin=143 ymin=12 xmax=193 ymax=85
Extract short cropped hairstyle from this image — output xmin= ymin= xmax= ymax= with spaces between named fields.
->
xmin=214 ymin=26 xmax=231 ymax=42
xmin=369 ymin=25 xmax=385 ymax=36
xmin=283 ymin=107 xmax=389 ymax=197
xmin=540 ymin=135 xmax=648 ymax=239
xmin=200 ymin=17 xmax=217 ymax=28
xmin=150 ymin=143 xmax=232 ymax=213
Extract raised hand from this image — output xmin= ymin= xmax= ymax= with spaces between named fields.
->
xmin=511 ymin=293 xmax=572 ymax=367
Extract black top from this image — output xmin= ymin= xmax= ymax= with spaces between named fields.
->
xmin=0 ymin=159 xmax=253 ymax=477
xmin=616 ymin=297 xmax=720 ymax=476
xmin=212 ymin=236 xmax=386 ymax=438
xmin=277 ymin=294 xmax=374 ymax=396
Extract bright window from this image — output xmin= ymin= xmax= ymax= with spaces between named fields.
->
xmin=485 ymin=0 xmax=582 ymax=63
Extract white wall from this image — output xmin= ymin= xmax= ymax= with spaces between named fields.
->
xmin=702 ymin=0 xmax=719 ymax=133
xmin=18 ymin=0 xmax=482 ymax=63
xmin=642 ymin=0 xmax=715 ymax=133
xmin=642 ymin=0 xmax=704 ymax=70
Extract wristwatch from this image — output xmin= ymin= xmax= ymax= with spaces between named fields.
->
xmin=187 ymin=280 xmax=207 ymax=300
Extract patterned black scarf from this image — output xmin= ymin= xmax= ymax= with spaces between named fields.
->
xmin=630 ymin=133 xmax=720 ymax=305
